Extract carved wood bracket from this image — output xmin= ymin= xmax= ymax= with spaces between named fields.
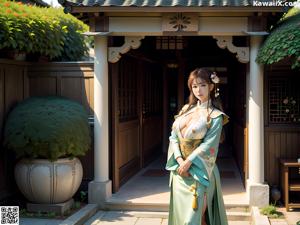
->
xmin=213 ymin=36 xmax=249 ymax=63
xmin=108 ymin=36 xmax=144 ymax=63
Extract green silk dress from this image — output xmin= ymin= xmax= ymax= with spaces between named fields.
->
xmin=166 ymin=101 xmax=229 ymax=225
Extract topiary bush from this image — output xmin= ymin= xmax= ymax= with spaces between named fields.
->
xmin=4 ymin=96 xmax=91 ymax=161
xmin=256 ymin=9 xmax=300 ymax=69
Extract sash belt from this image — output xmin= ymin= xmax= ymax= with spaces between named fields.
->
xmin=179 ymin=138 xmax=202 ymax=160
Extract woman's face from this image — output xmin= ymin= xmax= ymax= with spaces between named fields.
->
xmin=191 ymin=77 xmax=214 ymax=103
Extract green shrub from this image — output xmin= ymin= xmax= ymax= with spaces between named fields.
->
xmin=4 ymin=96 xmax=91 ymax=161
xmin=256 ymin=9 xmax=300 ymax=69
xmin=0 ymin=0 xmax=89 ymax=61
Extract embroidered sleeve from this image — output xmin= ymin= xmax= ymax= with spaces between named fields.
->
xmin=187 ymin=116 xmax=223 ymax=177
xmin=169 ymin=130 xmax=182 ymax=159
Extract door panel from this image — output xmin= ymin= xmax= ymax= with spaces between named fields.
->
xmin=111 ymin=56 xmax=140 ymax=192
xmin=111 ymin=55 xmax=163 ymax=192
xmin=140 ymin=62 xmax=163 ymax=167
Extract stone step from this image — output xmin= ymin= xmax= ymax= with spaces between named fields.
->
xmin=227 ymin=211 xmax=251 ymax=221
xmin=60 ymin=204 xmax=98 ymax=225
xmin=225 ymin=204 xmax=250 ymax=212
xmin=104 ymin=200 xmax=169 ymax=212
xmin=83 ymin=210 xmax=252 ymax=225
xmin=105 ymin=199 xmax=250 ymax=214
xmin=228 ymin=221 xmax=251 ymax=225
xmin=102 ymin=205 xmax=252 ymax=221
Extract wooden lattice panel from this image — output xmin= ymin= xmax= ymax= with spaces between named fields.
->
xmin=269 ymin=76 xmax=300 ymax=124
xmin=156 ymin=36 xmax=185 ymax=50
xmin=119 ymin=57 xmax=138 ymax=122
xmin=143 ymin=63 xmax=163 ymax=116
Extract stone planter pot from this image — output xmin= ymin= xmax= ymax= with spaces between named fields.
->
xmin=14 ymin=157 xmax=83 ymax=204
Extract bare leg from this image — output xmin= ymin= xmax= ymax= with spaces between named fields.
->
xmin=201 ymin=194 xmax=207 ymax=225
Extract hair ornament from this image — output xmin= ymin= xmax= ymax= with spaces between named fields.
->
xmin=210 ymin=72 xmax=220 ymax=84
xmin=210 ymin=72 xmax=220 ymax=98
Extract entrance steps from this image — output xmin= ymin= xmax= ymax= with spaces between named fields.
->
xmin=82 ymin=208 xmax=251 ymax=225
xmin=57 ymin=203 xmax=254 ymax=225
xmin=103 ymin=200 xmax=251 ymax=223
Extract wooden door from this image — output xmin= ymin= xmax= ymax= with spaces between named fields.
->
xmin=111 ymin=55 xmax=163 ymax=192
xmin=111 ymin=56 xmax=140 ymax=192
xmin=140 ymin=62 xmax=163 ymax=167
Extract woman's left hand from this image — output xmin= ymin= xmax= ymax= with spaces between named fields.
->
xmin=177 ymin=159 xmax=192 ymax=175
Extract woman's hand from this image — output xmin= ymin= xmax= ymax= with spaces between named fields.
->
xmin=177 ymin=158 xmax=192 ymax=177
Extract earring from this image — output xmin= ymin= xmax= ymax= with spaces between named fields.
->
xmin=215 ymin=85 xmax=220 ymax=98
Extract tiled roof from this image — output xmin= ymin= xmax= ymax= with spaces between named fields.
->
xmin=63 ymin=0 xmax=253 ymax=7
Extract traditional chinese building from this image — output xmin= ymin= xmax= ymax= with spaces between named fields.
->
xmin=59 ymin=0 xmax=300 ymax=208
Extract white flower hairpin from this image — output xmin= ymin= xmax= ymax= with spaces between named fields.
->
xmin=210 ymin=72 xmax=220 ymax=84
xmin=210 ymin=72 xmax=220 ymax=98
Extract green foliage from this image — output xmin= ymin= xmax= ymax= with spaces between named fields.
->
xmin=282 ymin=4 xmax=300 ymax=20
xmin=74 ymin=201 xmax=81 ymax=209
xmin=20 ymin=208 xmax=57 ymax=218
xmin=0 ymin=0 xmax=89 ymax=61
xmin=4 ymin=96 xmax=91 ymax=161
xmin=80 ymin=191 xmax=87 ymax=202
xmin=260 ymin=204 xmax=283 ymax=219
xmin=256 ymin=9 xmax=300 ymax=69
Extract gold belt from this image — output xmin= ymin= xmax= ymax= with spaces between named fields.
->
xmin=179 ymin=138 xmax=202 ymax=159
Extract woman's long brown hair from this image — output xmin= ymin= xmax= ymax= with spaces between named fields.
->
xmin=185 ymin=67 xmax=223 ymax=112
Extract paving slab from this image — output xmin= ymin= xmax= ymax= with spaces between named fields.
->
xmin=277 ymin=207 xmax=300 ymax=225
xmin=161 ymin=219 xmax=168 ymax=225
xmin=84 ymin=211 xmax=106 ymax=225
xmin=96 ymin=211 xmax=138 ymax=225
xmin=135 ymin=217 xmax=163 ymax=225
xmin=228 ymin=221 xmax=250 ymax=225
xmin=20 ymin=218 xmax=62 ymax=225
xmin=269 ymin=219 xmax=288 ymax=225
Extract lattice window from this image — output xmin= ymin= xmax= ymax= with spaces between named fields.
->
xmin=156 ymin=36 xmax=185 ymax=50
xmin=143 ymin=63 xmax=163 ymax=116
xmin=118 ymin=57 xmax=138 ymax=122
xmin=269 ymin=75 xmax=300 ymax=124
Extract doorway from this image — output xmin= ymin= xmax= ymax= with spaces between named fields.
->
xmin=110 ymin=36 xmax=248 ymax=193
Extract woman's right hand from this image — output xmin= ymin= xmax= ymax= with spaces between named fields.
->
xmin=176 ymin=157 xmax=191 ymax=177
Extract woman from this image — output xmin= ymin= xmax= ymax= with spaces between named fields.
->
xmin=166 ymin=68 xmax=229 ymax=225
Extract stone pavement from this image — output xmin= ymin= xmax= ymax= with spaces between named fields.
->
xmin=20 ymin=210 xmax=251 ymax=225
xmin=84 ymin=210 xmax=250 ymax=225
xmin=277 ymin=207 xmax=300 ymax=225
xmin=20 ymin=217 xmax=62 ymax=225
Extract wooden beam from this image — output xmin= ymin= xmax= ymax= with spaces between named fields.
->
xmin=248 ymin=15 xmax=268 ymax=32
xmin=89 ymin=14 xmax=109 ymax=32
xmin=107 ymin=16 xmax=250 ymax=36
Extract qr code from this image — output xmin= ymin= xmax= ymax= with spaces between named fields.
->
xmin=0 ymin=206 xmax=19 ymax=225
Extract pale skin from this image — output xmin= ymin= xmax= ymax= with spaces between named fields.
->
xmin=176 ymin=77 xmax=214 ymax=224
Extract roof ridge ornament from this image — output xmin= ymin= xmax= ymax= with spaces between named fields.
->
xmin=108 ymin=36 xmax=144 ymax=63
xmin=213 ymin=36 xmax=249 ymax=63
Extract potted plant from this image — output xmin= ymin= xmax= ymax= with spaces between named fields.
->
xmin=3 ymin=96 xmax=91 ymax=204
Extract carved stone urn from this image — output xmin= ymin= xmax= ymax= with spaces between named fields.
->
xmin=14 ymin=157 xmax=83 ymax=204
